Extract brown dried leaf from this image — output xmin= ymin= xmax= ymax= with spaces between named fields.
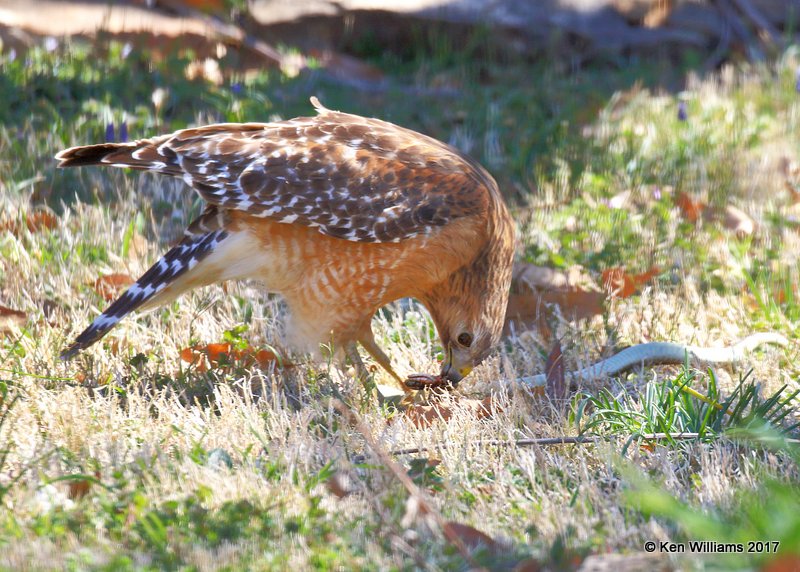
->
xmin=442 ymin=521 xmax=500 ymax=552
xmin=512 ymin=557 xmax=543 ymax=572
xmin=506 ymin=262 xmax=605 ymax=339
xmin=505 ymin=290 xmax=605 ymax=339
xmin=182 ymin=0 xmax=226 ymax=11
xmin=180 ymin=342 xmax=280 ymax=372
xmin=602 ymin=267 xmax=636 ymax=298
xmin=67 ymin=470 xmax=101 ymax=500
xmin=602 ymin=266 xmax=660 ymax=298
xmin=539 ymin=289 xmax=606 ymax=320
xmin=403 ymin=397 xmax=495 ymax=428
xmin=0 ymin=210 xmax=58 ymax=236
xmin=512 ymin=263 xmax=595 ymax=293
xmin=67 ymin=478 xmax=92 ymax=500
xmin=310 ymin=49 xmax=385 ymax=86
xmin=0 ymin=305 xmax=27 ymax=334
xmin=721 ymin=204 xmax=755 ymax=238
xmin=93 ymin=273 xmax=134 ymax=301
xmin=763 ymin=554 xmax=800 ymax=572
xmin=632 ymin=266 xmax=661 ymax=285
xmin=404 ymin=402 xmax=454 ymax=428
xmin=326 ymin=472 xmax=351 ymax=499
xmin=675 ymin=191 xmax=706 ymax=222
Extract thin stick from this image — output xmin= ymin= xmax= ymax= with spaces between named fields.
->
xmin=332 ymin=400 xmax=481 ymax=568
xmin=391 ymin=433 xmax=701 ymax=456
xmin=157 ymin=0 xmax=286 ymax=66
xmin=714 ymin=0 xmax=766 ymax=60
xmin=390 ymin=433 xmax=800 ymax=456
xmin=729 ymin=0 xmax=782 ymax=46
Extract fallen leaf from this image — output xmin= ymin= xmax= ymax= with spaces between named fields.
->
xmin=180 ymin=342 xmax=280 ymax=372
xmin=403 ymin=397 xmax=495 ymax=428
xmin=25 ymin=211 xmax=58 ymax=232
xmin=545 ymin=340 xmax=567 ymax=401
xmin=310 ymin=49 xmax=385 ymax=87
xmin=505 ymin=290 xmax=605 ymax=339
xmin=404 ymin=402 xmax=454 ymax=427
xmin=443 ymin=521 xmax=500 ymax=552
xmin=512 ymin=557 xmax=542 ymax=572
xmin=182 ymin=0 xmax=226 ymax=11
xmin=326 ymin=472 xmax=351 ymax=499
xmin=774 ymin=283 xmax=798 ymax=305
xmin=721 ymin=204 xmax=755 ymax=238
xmin=602 ymin=267 xmax=636 ymax=298
xmin=602 ymin=266 xmax=660 ymax=298
xmin=506 ymin=262 xmax=605 ymax=339
xmin=67 ymin=478 xmax=92 ymax=500
xmin=779 ymin=156 xmax=800 ymax=203
xmin=180 ymin=346 xmax=208 ymax=372
xmin=205 ymin=342 xmax=235 ymax=366
xmin=675 ymin=191 xmax=706 ymax=222
xmin=632 ymin=266 xmax=661 ymax=285
xmin=0 ymin=210 xmax=58 ymax=236
xmin=93 ymin=273 xmax=134 ymax=301
xmin=762 ymin=554 xmax=800 ymax=572
xmin=513 ymin=263 xmax=595 ymax=293
xmin=0 ymin=305 xmax=27 ymax=334
xmin=541 ymin=289 xmax=606 ymax=319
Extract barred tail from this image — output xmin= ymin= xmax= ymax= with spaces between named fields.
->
xmin=55 ymin=136 xmax=178 ymax=173
xmin=61 ymin=228 xmax=229 ymax=360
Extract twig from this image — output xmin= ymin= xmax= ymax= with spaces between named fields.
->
xmin=714 ymin=0 xmax=766 ymax=60
xmin=728 ymin=0 xmax=782 ymax=46
xmin=390 ymin=433 xmax=705 ymax=456
xmin=156 ymin=0 xmax=286 ymax=66
xmin=332 ymin=399 xmax=481 ymax=568
xmin=704 ymin=16 xmax=732 ymax=71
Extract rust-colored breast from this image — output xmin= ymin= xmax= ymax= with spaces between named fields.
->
xmin=231 ymin=210 xmax=485 ymax=336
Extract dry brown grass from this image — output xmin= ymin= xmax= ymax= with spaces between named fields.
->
xmin=0 ymin=48 xmax=799 ymax=570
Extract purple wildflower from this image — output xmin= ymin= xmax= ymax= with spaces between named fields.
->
xmin=121 ymin=42 xmax=133 ymax=60
xmin=119 ymin=120 xmax=128 ymax=142
xmin=105 ymin=122 xmax=115 ymax=143
xmin=795 ymin=67 xmax=800 ymax=93
xmin=677 ymin=101 xmax=688 ymax=121
xmin=653 ymin=187 xmax=662 ymax=200
xmin=231 ymin=82 xmax=242 ymax=95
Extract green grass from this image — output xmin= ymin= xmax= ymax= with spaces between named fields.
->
xmin=0 ymin=29 xmax=799 ymax=571
xmin=574 ymin=365 xmax=800 ymax=441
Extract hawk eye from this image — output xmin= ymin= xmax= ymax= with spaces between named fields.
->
xmin=457 ymin=332 xmax=473 ymax=348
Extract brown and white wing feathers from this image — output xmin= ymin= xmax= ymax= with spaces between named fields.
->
xmin=56 ymin=102 xmax=491 ymax=243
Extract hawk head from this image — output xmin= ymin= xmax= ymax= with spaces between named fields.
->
xmin=424 ymin=198 xmax=515 ymax=386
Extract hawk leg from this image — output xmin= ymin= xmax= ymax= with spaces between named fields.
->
xmin=358 ymin=333 xmax=404 ymax=385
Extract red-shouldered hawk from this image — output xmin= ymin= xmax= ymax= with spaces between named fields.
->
xmin=56 ymin=97 xmax=516 ymax=390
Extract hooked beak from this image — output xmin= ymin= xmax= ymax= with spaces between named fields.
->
xmin=440 ymin=347 xmax=473 ymax=387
